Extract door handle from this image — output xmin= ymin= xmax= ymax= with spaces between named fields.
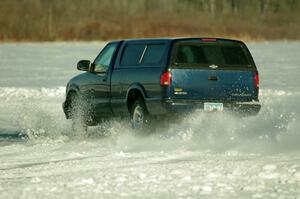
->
xmin=208 ymin=76 xmax=218 ymax=81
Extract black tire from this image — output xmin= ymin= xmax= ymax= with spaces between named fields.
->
xmin=131 ymin=99 xmax=149 ymax=129
xmin=69 ymin=94 xmax=88 ymax=134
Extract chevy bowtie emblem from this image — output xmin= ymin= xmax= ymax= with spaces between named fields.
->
xmin=209 ymin=64 xmax=218 ymax=69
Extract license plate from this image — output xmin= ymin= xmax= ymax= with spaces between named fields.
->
xmin=204 ymin=102 xmax=224 ymax=112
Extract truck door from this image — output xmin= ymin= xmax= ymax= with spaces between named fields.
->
xmin=87 ymin=42 xmax=119 ymax=117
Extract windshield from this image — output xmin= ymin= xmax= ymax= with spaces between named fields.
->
xmin=171 ymin=42 xmax=252 ymax=68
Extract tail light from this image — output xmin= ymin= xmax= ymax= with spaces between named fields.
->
xmin=254 ymin=72 xmax=259 ymax=88
xmin=160 ymin=71 xmax=172 ymax=86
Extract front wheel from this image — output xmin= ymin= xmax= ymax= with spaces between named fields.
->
xmin=131 ymin=99 xmax=149 ymax=129
xmin=69 ymin=94 xmax=88 ymax=134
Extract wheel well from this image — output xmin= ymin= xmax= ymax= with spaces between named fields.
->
xmin=127 ymin=89 xmax=145 ymax=113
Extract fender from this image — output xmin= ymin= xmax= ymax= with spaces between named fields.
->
xmin=125 ymin=83 xmax=150 ymax=113
xmin=66 ymin=83 xmax=80 ymax=97
xmin=125 ymin=83 xmax=147 ymax=100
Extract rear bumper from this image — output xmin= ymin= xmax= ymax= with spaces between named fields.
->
xmin=162 ymin=99 xmax=261 ymax=115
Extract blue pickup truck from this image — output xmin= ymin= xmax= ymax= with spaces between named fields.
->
xmin=63 ymin=38 xmax=260 ymax=131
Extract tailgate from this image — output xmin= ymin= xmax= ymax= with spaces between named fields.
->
xmin=170 ymin=68 xmax=257 ymax=101
xmin=167 ymin=39 xmax=259 ymax=102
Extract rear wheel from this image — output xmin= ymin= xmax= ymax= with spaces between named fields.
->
xmin=69 ymin=94 xmax=88 ymax=134
xmin=131 ymin=99 xmax=149 ymax=129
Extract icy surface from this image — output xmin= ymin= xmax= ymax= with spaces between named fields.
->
xmin=0 ymin=42 xmax=300 ymax=198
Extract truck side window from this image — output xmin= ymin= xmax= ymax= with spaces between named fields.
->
xmin=94 ymin=43 xmax=117 ymax=73
xmin=120 ymin=44 xmax=145 ymax=66
xmin=141 ymin=44 xmax=166 ymax=65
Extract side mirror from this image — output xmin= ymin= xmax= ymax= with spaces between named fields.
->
xmin=77 ymin=60 xmax=90 ymax=71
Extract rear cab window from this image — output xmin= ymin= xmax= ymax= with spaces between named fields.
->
xmin=119 ymin=42 xmax=168 ymax=67
xmin=170 ymin=40 xmax=254 ymax=69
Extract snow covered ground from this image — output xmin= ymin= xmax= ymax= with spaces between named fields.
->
xmin=0 ymin=41 xmax=299 ymax=198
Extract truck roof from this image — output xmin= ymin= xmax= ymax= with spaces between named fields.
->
xmin=112 ymin=37 xmax=244 ymax=44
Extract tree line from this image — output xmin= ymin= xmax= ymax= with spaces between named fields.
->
xmin=0 ymin=0 xmax=299 ymax=41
